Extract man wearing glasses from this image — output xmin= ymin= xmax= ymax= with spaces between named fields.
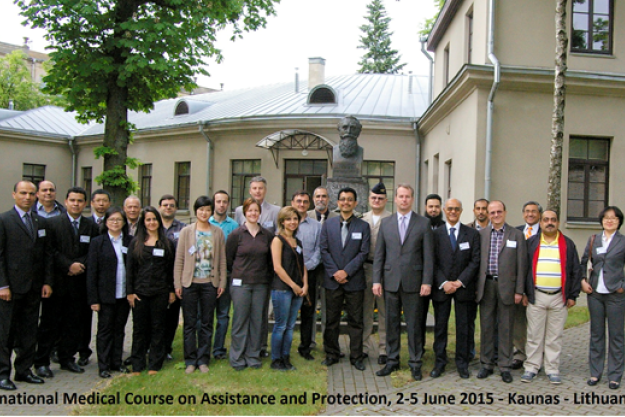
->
xmin=475 ymin=200 xmax=527 ymax=383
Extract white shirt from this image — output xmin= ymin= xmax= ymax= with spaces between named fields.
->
xmin=524 ymin=223 xmax=539 ymax=238
xmin=372 ymin=214 xmax=381 ymax=227
xmin=597 ymin=231 xmax=615 ymax=294
xmin=109 ymin=232 xmax=127 ymax=299
xmin=445 ymin=222 xmax=460 ymax=239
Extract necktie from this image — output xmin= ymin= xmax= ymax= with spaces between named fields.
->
xmin=526 ymin=226 xmax=533 ymax=239
xmin=320 ymin=214 xmax=326 ymax=225
xmin=72 ymin=220 xmax=79 ymax=236
xmin=23 ymin=213 xmax=35 ymax=239
xmin=450 ymin=227 xmax=457 ymax=251
xmin=341 ymin=221 xmax=348 ymax=247
xmin=399 ymin=216 xmax=407 ymax=244
xmin=97 ymin=217 xmax=103 ymax=225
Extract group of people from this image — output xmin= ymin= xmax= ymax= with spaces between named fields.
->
xmin=0 ymin=176 xmax=623 ymax=392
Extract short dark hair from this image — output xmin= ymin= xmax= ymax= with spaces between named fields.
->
xmin=193 ymin=195 xmax=214 ymax=214
xmin=425 ymin=193 xmax=442 ymax=205
xmin=159 ymin=194 xmax=177 ymax=206
xmin=213 ymin=190 xmax=230 ymax=202
xmin=338 ymin=187 xmax=357 ymax=202
xmin=91 ymin=189 xmax=111 ymax=201
xmin=100 ymin=206 xmax=128 ymax=235
xmin=522 ymin=201 xmax=543 ymax=213
xmin=291 ymin=190 xmax=311 ymax=202
xmin=474 ymin=198 xmax=489 ymax=207
xmin=599 ymin=206 xmax=624 ymax=230
xmin=66 ymin=186 xmax=87 ymax=201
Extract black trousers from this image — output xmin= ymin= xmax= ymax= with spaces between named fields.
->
xmin=298 ymin=268 xmax=318 ymax=354
xmin=96 ymin=299 xmax=130 ymax=372
xmin=324 ymin=286 xmax=363 ymax=362
xmin=419 ymin=293 xmax=431 ymax=350
xmin=78 ymin=301 xmax=93 ymax=360
xmin=34 ymin=295 xmax=61 ymax=367
xmin=385 ymin=286 xmax=423 ymax=370
xmin=130 ymin=292 xmax=169 ymax=372
xmin=164 ymin=297 xmax=181 ymax=355
xmin=182 ymin=283 xmax=217 ymax=366
xmin=0 ymin=289 xmax=40 ymax=379
xmin=432 ymin=297 xmax=477 ymax=371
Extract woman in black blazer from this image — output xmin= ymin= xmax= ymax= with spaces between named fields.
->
xmin=86 ymin=207 xmax=132 ymax=378
xmin=581 ymin=206 xmax=625 ymax=389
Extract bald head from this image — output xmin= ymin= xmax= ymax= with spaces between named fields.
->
xmin=444 ymin=198 xmax=463 ymax=226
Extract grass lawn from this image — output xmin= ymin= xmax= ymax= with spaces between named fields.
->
xmin=75 ymin=330 xmax=326 ymax=416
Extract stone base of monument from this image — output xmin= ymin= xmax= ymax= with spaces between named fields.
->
xmin=327 ymin=177 xmax=369 ymax=215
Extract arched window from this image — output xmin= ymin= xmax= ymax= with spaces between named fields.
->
xmin=308 ymin=85 xmax=337 ymax=104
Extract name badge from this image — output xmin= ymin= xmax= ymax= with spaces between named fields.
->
xmin=351 ymin=232 xmax=362 ymax=240
xmin=506 ymin=240 xmax=517 ymax=248
xmin=459 ymin=242 xmax=470 ymax=251
xmin=121 ymin=246 xmax=128 ymax=254
xmin=232 ymin=279 xmax=242 ymax=287
xmin=173 ymin=232 xmax=180 ymax=240
xmin=80 ymin=235 xmax=91 ymax=243
xmin=597 ymin=247 xmax=607 ymax=255
xmin=262 ymin=221 xmax=274 ymax=229
xmin=189 ymin=245 xmax=196 ymax=255
xmin=296 ymin=246 xmax=302 ymax=254
xmin=38 ymin=229 xmax=46 ymax=238
xmin=153 ymin=248 xmax=165 ymax=257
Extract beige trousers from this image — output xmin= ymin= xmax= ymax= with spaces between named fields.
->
xmin=524 ymin=290 xmax=568 ymax=375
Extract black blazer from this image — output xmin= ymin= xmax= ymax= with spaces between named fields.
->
xmin=320 ymin=216 xmax=370 ymax=292
xmin=432 ymin=223 xmax=481 ymax=302
xmin=87 ymin=233 xmax=133 ymax=305
xmin=0 ymin=208 xmax=53 ymax=294
xmin=48 ymin=214 xmax=99 ymax=295
xmin=526 ymin=232 xmax=582 ymax=304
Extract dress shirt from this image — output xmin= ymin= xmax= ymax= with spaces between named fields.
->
xmin=597 ymin=231 xmax=616 ymax=294
xmin=109 ymin=232 xmax=127 ymax=299
xmin=68 ymin=212 xmax=81 ymax=229
xmin=487 ymin=225 xmax=505 ymax=275
xmin=164 ymin=219 xmax=187 ymax=244
xmin=93 ymin=214 xmax=104 ymax=225
xmin=225 ymin=224 xmax=273 ymax=285
xmin=396 ymin=211 xmax=413 ymax=223
xmin=445 ymin=222 xmax=460 ymax=240
xmin=296 ymin=215 xmax=322 ymax=271
xmin=209 ymin=215 xmax=238 ymax=241
xmin=524 ymin=223 xmax=540 ymax=238
xmin=36 ymin=201 xmax=63 ymax=218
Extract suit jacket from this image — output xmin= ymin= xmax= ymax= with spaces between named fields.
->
xmin=432 ymin=223 xmax=481 ymax=302
xmin=526 ymin=232 xmax=582 ymax=304
xmin=320 ymin=215 xmax=370 ymax=292
xmin=373 ymin=212 xmax=434 ymax=293
xmin=48 ymin=214 xmax=99 ymax=295
xmin=0 ymin=208 xmax=53 ymax=294
xmin=476 ymin=223 xmax=527 ymax=304
xmin=86 ymin=233 xmax=133 ymax=305
xmin=580 ymin=231 xmax=625 ymax=292
xmin=307 ymin=209 xmax=339 ymax=223
xmin=174 ymin=223 xmax=227 ymax=290
xmin=362 ymin=210 xmax=391 ymax=262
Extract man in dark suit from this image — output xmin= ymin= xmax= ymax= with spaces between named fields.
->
xmin=0 ymin=181 xmax=53 ymax=390
xmin=431 ymin=198 xmax=480 ymax=379
xmin=373 ymin=184 xmax=434 ymax=381
xmin=320 ymin=187 xmax=370 ymax=371
xmin=34 ymin=187 xmax=98 ymax=375
xmin=512 ymin=201 xmax=542 ymax=370
xmin=476 ymin=200 xmax=527 ymax=383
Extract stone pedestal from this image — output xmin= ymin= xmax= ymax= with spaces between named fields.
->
xmin=327 ymin=176 xmax=369 ymax=215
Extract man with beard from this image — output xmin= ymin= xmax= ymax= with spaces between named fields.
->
xmin=466 ymin=198 xmax=490 ymax=230
xmin=334 ymin=116 xmax=364 ymax=164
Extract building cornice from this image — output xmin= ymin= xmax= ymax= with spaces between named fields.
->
xmin=428 ymin=0 xmax=464 ymax=52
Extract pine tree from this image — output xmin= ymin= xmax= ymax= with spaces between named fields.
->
xmin=357 ymin=0 xmax=406 ymax=74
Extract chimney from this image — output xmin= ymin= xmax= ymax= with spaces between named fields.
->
xmin=308 ymin=57 xmax=325 ymax=90
xmin=294 ymin=67 xmax=299 ymax=93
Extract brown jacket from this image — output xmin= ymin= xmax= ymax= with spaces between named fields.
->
xmin=174 ymin=223 xmax=227 ymax=290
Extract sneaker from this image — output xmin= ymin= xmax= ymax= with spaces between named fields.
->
xmin=521 ymin=371 xmax=536 ymax=383
xmin=270 ymin=359 xmax=285 ymax=371
xmin=548 ymin=374 xmax=562 ymax=384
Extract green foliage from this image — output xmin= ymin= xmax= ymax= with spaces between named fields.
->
xmin=0 ymin=50 xmax=56 ymax=110
xmin=95 ymin=165 xmax=139 ymax=195
xmin=419 ymin=0 xmax=446 ymax=37
xmin=357 ymin=0 xmax=406 ymax=74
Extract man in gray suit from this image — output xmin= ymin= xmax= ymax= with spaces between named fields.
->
xmin=476 ymin=200 xmax=527 ymax=383
xmin=373 ymin=184 xmax=434 ymax=381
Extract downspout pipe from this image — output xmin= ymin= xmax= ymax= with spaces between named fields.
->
xmin=199 ymin=122 xmax=212 ymax=196
xmin=68 ymin=137 xmax=77 ymax=186
xmin=420 ymin=36 xmax=434 ymax=105
xmin=414 ymin=121 xmax=422 ymax=214
xmin=485 ymin=0 xmax=500 ymax=200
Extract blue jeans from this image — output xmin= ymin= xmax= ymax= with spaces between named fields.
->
xmin=212 ymin=275 xmax=231 ymax=357
xmin=271 ymin=290 xmax=303 ymax=361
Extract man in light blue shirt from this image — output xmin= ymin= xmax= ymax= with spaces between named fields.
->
xmin=34 ymin=181 xmax=65 ymax=218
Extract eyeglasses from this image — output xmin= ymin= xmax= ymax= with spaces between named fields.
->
xmin=107 ymin=218 xmax=124 ymax=223
xmin=370 ymin=197 xmax=386 ymax=201
xmin=161 ymin=204 xmax=176 ymax=208
xmin=445 ymin=207 xmax=461 ymax=212
xmin=603 ymin=217 xmax=618 ymax=222
xmin=338 ymin=198 xmax=355 ymax=202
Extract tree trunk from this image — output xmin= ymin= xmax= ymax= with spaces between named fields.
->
xmin=547 ymin=0 xmax=568 ymax=215
xmin=103 ymin=76 xmax=130 ymax=206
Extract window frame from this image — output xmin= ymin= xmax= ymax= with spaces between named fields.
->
xmin=23 ymin=163 xmax=46 ymax=187
xmin=139 ymin=163 xmax=152 ymax=208
xmin=82 ymin=167 xmax=92 ymax=208
xmin=231 ymin=159 xmax=261 ymax=209
xmin=571 ymin=0 xmax=614 ymax=55
xmin=175 ymin=162 xmax=191 ymax=211
xmin=362 ymin=160 xmax=396 ymax=212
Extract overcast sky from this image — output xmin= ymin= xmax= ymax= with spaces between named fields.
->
xmin=1 ymin=0 xmax=438 ymax=91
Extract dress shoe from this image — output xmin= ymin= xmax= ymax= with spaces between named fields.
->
xmin=50 ymin=350 xmax=59 ymax=364
xmin=123 ymin=357 xmax=133 ymax=366
xmin=587 ymin=377 xmax=600 ymax=386
xmin=35 ymin=365 xmax=54 ymax=378
xmin=60 ymin=361 xmax=85 ymax=373
xmin=411 ymin=368 xmax=422 ymax=381
xmin=15 ymin=373 xmax=44 ymax=384
xmin=476 ymin=368 xmax=493 ymax=379
xmin=362 ymin=353 xmax=369 ymax=359
xmin=352 ymin=360 xmax=365 ymax=371
xmin=511 ymin=359 xmax=524 ymax=370
xmin=260 ymin=349 xmax=269 ymax=358
xmin=166 ymin=353 xmax=174 ymax=361
xmin=214 ymin=353 xmax=227 ymax=360
xmin=117 ymin=366 xmax=129 ymax=374
xmin=430 ymin=367 xmax=444 ymax=378
xmin=299 ymin=351 xmax=315 ymax=361
xmin=458 ymin=369 xmax=470 ymax=379
xmin=322 ymin=357 xmax=339 ymax=367
xmin=99 ymin=370 xmax=111 ymax=379
xmin=376 ymin=364 xmax=399 ymax=377
xmin=339 ymin=352 xmax=345 ymax=358
xmin=610 ymin=381 xmax=621 ymax=390
xmin=0 ymin=379 xmax=17 ymax=391
xmin=501 ymin=371 xmax=513 ymax=383
xmin=378 ymin=355 xmax=387 ymax=365
xmin=78 ymin=357 xmax=90 ymax=367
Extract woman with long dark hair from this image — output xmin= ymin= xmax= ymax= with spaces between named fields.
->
xmin=87 ymin=207 xmax=132 ymax=378
xmin=126 ymin=206 xmax=175 ymax=375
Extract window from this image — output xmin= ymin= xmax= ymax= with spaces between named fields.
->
xmin=231 ymin=160 xmax=261 ymax=208
xmin=466 ymin=10 xmax=474 ymax=64
xmin=571 ymin=0 xmax=613 ymax=54
xmin=139 ymin=164 xmax=152 ymax=207
xmin=362 ymin=161 xmax=395 ymax=212
xmin=23 ymin=163 xmax=45 ymax=187
xmin=175 ymin=162 xmax=191 ymax=210
xmin=82 ymin=167 xmax=92 ymax=207
xmin=308 ymin=87 xmax=336 ymax=104
xmin=433 ymin=154 xmax=440 ymax=193
xmin=444 ymin=159 xmax=452 ymax=199
xmin=284 ymin=160 xmax=327 ymax=206
xmin=567 ymin=137 xmax=609 ymax=221
xmin=443 ymin=44 xmax=450 ymax=85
